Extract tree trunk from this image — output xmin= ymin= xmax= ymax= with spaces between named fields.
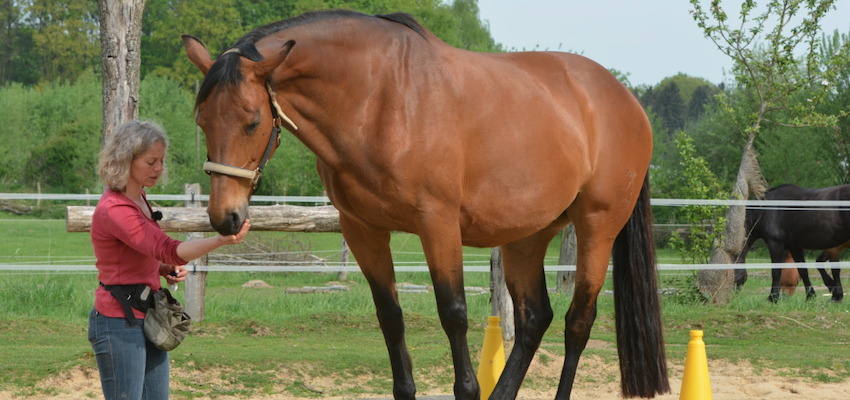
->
xmin=97 ymin=0 xmax=145 ymax=142
xmin=556 ymin=224 xmax=577 ymax=294
xmin=699 ymin=134 xmax=767 ymax=304
xmin=338 ymin=237 xmax=349 ymax=281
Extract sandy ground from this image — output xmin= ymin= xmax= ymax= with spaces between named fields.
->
xmin=3 ymin=337 xmax=849 ymax=400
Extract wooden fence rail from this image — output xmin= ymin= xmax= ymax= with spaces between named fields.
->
xmin=66 ymin=204 xmax=342 ymax=233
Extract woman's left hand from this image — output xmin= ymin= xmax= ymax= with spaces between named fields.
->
xmin=160 ymin=263 xmax=188 ymax=285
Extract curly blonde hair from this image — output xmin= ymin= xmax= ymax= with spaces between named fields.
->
xmin=97 ymin=120 xmax=170 ymax=191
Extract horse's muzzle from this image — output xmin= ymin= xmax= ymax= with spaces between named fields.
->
xmin=209 ymin=208 xmax=247 ymax=236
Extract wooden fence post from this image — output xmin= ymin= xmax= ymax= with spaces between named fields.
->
xmin=338 ymin=237 xmax=349 ymax=281
xmin=556 ymin=224 xmax=577 ymax=294
xmin=183 ymin=183 xmax=207 ymax=322
xmin=490 ymin=247 xmax=515 ymax=342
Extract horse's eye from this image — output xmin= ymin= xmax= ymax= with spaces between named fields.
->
xmin=247 ymin=120 xmax=260 ymax=134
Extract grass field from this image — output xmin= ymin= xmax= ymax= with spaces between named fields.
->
xmin=1 ymin=210 xmax=849 ymax=398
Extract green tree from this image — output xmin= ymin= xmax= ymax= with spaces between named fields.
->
xmin=669 ymin=132 xmax=729 ymax=265
xmin=8 ymin=71 xmax=103 ymax=192
xmin=0 ymin=0 xmax=20 ymax=84
xmin=687 ymin=84 xmax=717 ymax=123
xmin=816 ymin=28 xmax=850 ymax=184
xmin=653 ymin=81 xmax=687 ymax=132
xmin=142 ymin=0 xmax=243 ymax=88
xmin=141 ymin=0 xmax=500 ymax=88
xmin=26 ymin=0 xmax=99 ymax=84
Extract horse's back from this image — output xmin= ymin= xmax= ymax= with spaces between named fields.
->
xmin=755 ymin=184 xmax=850 ymax=249
xmin=765 ymin=183 xmax=850 ymax=200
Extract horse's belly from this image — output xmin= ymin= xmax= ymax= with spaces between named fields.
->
xmin=457 ymin=190 xmax=575 ymax=248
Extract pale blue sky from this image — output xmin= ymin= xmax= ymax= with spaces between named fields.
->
xmin=477 ymin=0 xmax=850 ymax=87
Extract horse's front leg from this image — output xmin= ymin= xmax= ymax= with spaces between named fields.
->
xmin=339 ymin=215 xmax=416 ymax=400
xmin=416 ymin=216 xmax=478 ymax=400
xmin=733 ymin=234 xmax=758 ymax=289
xmin=766 ymin=242 xmax=788 ymax=302
xmin=815 ymin=252 xmax=843 ymax=301
xmin=789 ymin=250 xmax=816 ymax=299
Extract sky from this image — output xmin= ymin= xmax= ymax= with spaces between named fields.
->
xmin=476 ymin=0 xmax=850 ymax=87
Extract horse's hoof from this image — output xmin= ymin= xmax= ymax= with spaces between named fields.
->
xmin=767 ymin=294 xmax=779 ymax=303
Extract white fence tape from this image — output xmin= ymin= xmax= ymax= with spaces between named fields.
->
xmin=5 ymin=193 xmax=850 ymax=208
xmin=3 ymin=194 xmax=850 ymax=272
xmin=2 ymin=262 xmax=848 ymax=273
xmin=0 ymin=192 xmax=332 ymax=203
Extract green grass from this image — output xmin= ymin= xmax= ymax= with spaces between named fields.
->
xmin=1 ymin=211 xmax=849 ymax=398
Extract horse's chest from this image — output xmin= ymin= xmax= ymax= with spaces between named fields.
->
xmin=320 ymin=169 xmax=419 ymax=231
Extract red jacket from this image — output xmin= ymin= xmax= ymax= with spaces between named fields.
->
xmin=91 ymin=188 xmax=187 ymax=319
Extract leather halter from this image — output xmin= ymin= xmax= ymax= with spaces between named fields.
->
xmin=202 ymin=48 xmax=298 ymax=192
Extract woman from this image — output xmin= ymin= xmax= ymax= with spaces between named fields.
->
xmin=88 ymin=120 xmax=250 ymax=400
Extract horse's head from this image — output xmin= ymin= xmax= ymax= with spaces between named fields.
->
xmin=182 ymin=34 xmax=295 ymax=235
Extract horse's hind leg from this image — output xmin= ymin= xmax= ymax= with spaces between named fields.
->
xmin=489 ymin=230 xmax=559 ymax=400
xmin=832 ymin=269 xmax=843 ymax=301
xmin=815 ymin=251 xmax=843 ymax=301
xmin=554 ymin=214 xmax=629 ymax=399
xmin=339 ymin=215 xmax=416 ymax=400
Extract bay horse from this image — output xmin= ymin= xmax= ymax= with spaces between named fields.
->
xmin=779 ymin=251 xmax=801 ymax=296
xmin=734 ymin=184 xmax=848 ymax=302
xmin=183 ymin=10 xmax=668 ymax=399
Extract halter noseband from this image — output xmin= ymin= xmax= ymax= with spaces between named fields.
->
xmin=202 ymin=48 xmax=298 ymax=192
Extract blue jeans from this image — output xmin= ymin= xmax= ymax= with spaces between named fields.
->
xmin=88 ymin=308 xmax=170 ymax=400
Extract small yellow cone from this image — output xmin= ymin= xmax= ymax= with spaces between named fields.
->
xmin=477 ymin=316 xmax=506 ymax=400
xmin=680 ymin=330 xmax=712 ymax=400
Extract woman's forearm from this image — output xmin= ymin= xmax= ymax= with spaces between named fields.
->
xmin=175 ymin=219 xmax=250 ymax=262
xmin=176 ymin=236 xmax=226 ymax=262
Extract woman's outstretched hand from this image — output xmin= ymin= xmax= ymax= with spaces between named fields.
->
xmin=221 ymin=218 xmax=251 ymax=245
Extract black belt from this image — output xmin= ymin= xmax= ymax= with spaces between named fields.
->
xmin=100 ymin=283 xmax=155 ymax=326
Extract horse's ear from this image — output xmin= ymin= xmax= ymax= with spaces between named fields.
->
xmin=182 ymin=34 xmax=214 ymax=75
xmin=252 ymin=40 xmax=296 ymax=78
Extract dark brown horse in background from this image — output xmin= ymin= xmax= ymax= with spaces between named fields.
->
xmin=183 ymin=10 xmax=667 ymax=399
xmin=735 ymin=184 xmax=847 ymax=302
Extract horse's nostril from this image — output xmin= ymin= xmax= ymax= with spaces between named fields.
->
xmin=228 ymin=213 xmax=242 ymax=235
xmin=209 ymin=212 xmax=242 ymax=236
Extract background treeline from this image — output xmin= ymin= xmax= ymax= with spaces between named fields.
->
xmin=0 ymin=0 xmax=849 ymax=209
xmin=0 ymin=0 xmax=498 ymax=197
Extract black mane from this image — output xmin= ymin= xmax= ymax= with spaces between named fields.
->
xmin=194 ymin=10 xmax=427 ymax=111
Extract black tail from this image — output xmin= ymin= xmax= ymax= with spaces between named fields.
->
xmin=612 ymin=176 xmax=670 ymax=398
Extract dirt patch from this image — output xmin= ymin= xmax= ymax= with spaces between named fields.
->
xmin=3 ymin=353 xmax=849 ymax=399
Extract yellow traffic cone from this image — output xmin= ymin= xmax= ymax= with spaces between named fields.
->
xmin=680 ymin=330 xmax=712 ymax=400
xmin=477 ymin=315 xmax=506 ymax=400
